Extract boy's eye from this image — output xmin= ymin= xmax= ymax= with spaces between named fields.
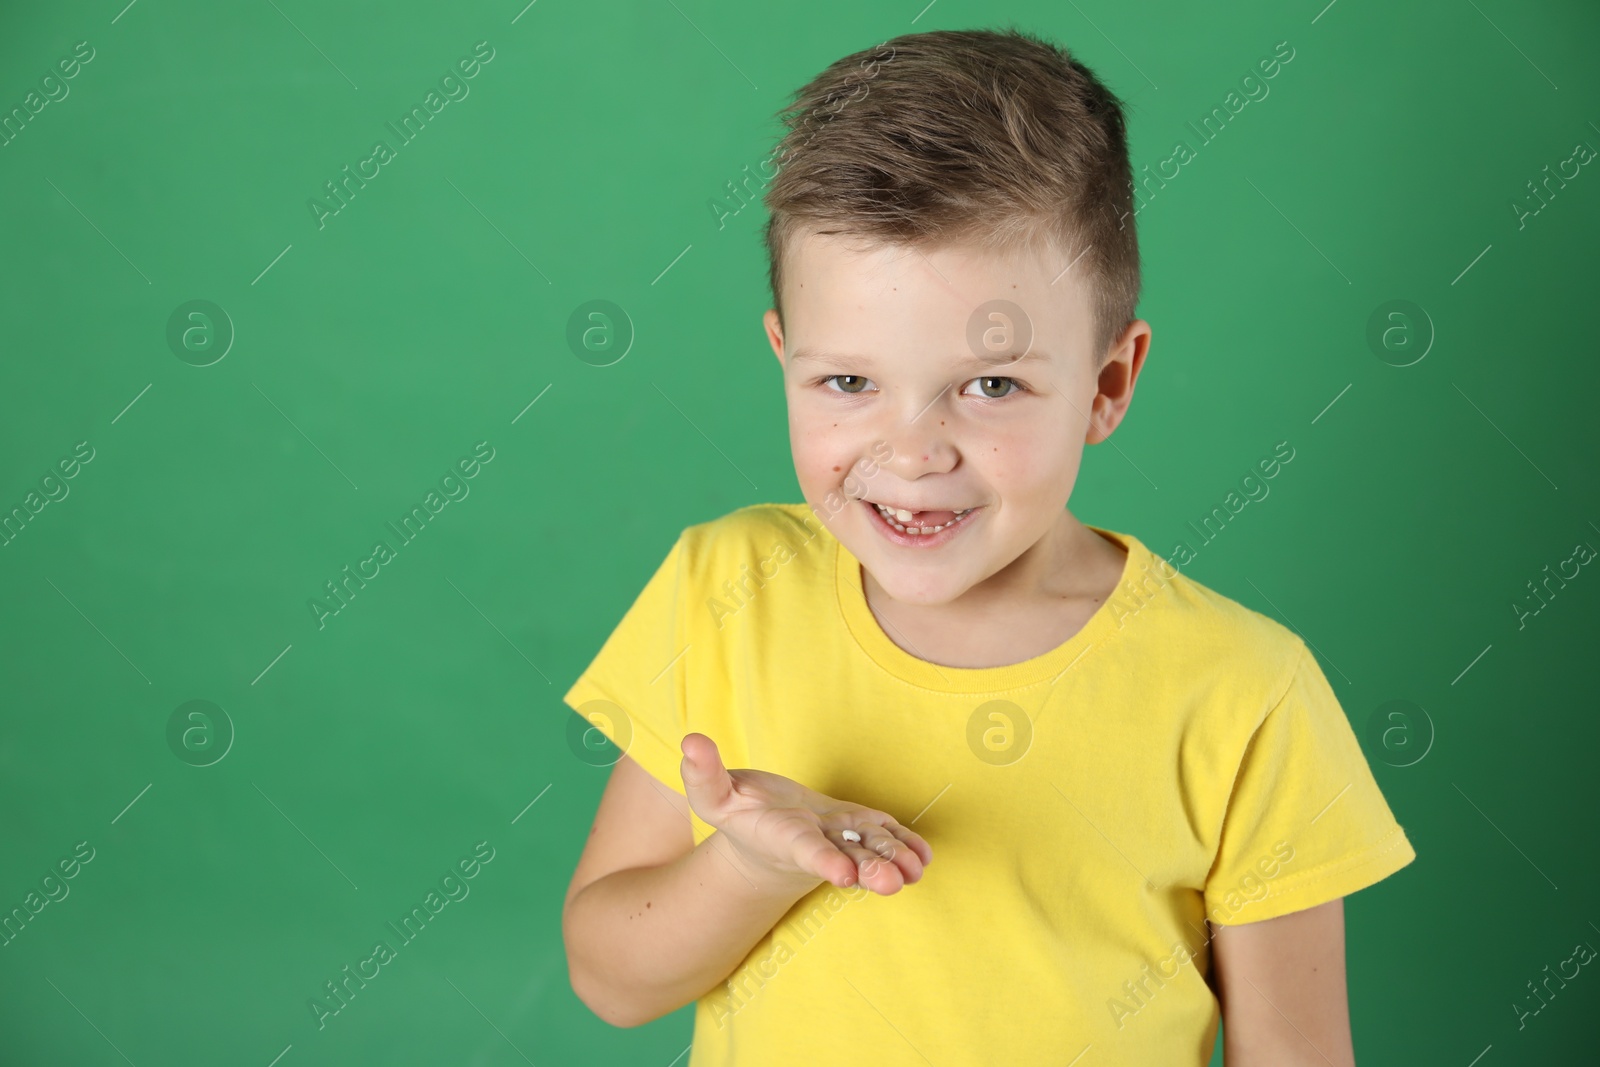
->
xmin=962 ymin=376 xmax=1022 ymax=399
xmin=822 ymin=375 xmax=1025 ymax=399
xmin=823 ymin=374 xmax=875 ymax=394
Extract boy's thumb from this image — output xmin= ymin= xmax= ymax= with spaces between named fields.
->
xmin=679 ymin=732 xmax=729 ymax=797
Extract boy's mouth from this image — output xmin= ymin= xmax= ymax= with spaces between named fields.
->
xmin=863 ymin=499 xmax=981 ymax=542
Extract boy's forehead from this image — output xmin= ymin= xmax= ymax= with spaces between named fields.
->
xmin=782 ymin=230 xmax=1092 ymax=358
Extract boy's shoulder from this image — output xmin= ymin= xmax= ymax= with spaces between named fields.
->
xmin=1119 ymin=538 xmax=1310 ymax=705
xmin=679 ymin=502 xmax=827 ymax=563
xmin=670 ymin=502 xmax=832 ymax=635
xmin=667 ymin=501 xmax=832 ymax=592
xmin=684 ymin=500 xmax=817 ymax=536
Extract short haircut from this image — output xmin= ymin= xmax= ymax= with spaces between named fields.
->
xmin=761 ymin=27 xmax=1140 ymax=368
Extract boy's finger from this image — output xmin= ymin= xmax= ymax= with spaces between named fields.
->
xmin=678 ymin=733 xmax=733 ymax=813
xmin=861 ymin=812 xmax=933 ymax=867
xmin=832 ymin=825 xmax=908 ymax=895
xmin=795 ymin=828 xmax=861 ymax=889
xmin=883 ymin=819 xmax=933 ymax=867
xmin=836 ymin=835 xmax=907 ymax=895
xmin=858 ymin=825 xmax=926 ymax=884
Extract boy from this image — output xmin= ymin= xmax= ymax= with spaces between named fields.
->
xmin=561 ymin=27 xmax=1414 ymax=1066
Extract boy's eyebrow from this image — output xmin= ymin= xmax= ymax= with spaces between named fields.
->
xmin=788 ymin=347 xmax=1056 ymax=369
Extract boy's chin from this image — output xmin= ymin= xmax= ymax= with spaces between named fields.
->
xmin=867 ymin=571 xmax=975 ymax=607
xmin=853 ymin=544 xmax=982 ymax=606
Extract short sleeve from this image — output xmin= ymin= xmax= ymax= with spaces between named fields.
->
xmin=562 ymin=532 xmax=690 ymax=795
xmin=1204 ymin=640 xmax=1416 ymax=925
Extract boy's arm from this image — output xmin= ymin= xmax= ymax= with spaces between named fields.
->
xmin=561 ymin=752 xmax=823 ymax=1028
xmin=1209 ymin=898 xmax=1357 ymax=1066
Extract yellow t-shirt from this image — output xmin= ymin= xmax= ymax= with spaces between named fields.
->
xmin=563 ymin=502 xmax=1416 ymax=1066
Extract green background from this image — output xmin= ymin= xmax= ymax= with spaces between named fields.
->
xmin=2 ymin=0 xmax=1597 ymax=1063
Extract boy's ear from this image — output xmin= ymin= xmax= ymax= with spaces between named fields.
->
xmin=762 ymin=308 xmax=785 ymax=368
xmin=1086 ymin=318 xmax=1151 ymax=446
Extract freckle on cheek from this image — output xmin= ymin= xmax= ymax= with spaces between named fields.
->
xmin=832 ymin=466 xmax=841 ymax=471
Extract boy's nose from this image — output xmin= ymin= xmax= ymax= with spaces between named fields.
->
xmin=874 ymin=414 xmax=958 ymax=479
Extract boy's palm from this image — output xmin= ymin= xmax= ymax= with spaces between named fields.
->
xmin=679 ymin=732 xmax=932 ymax=896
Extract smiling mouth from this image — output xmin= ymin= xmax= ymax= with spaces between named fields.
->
xmin=867 ymin=501 xmax=978 ymax=536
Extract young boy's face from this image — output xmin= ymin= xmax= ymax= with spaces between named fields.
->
xmin=763 ymin=229 xmax=1145 ymax=606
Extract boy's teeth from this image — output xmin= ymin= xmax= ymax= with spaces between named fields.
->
xmin=872 ymin=502 xmax=975 ymax=536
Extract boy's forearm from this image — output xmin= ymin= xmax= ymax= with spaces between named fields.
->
xmin=563 ymin=830 xmax=819 ymax=1028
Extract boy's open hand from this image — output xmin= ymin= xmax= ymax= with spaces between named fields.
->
xmin=679 ymin=732 xmax=932 ymax=896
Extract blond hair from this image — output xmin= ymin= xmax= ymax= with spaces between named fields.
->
xmin=762 ymin=27 xmax=1140 ymax=366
